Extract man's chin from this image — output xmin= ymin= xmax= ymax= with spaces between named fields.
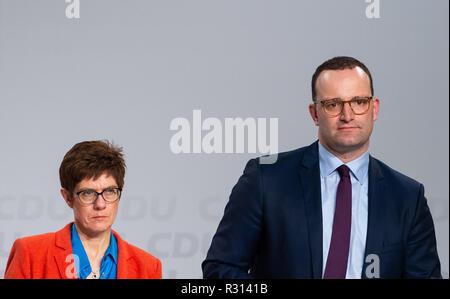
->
xmin=332 ymin=137 xmax=368 ymax=153
xmin=319 ymin=132 xmax=370 ymax=156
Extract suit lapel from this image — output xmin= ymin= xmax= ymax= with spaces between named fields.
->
xmin=361 ymin=156 xmax=385 ymax=278
xmin=52 ymin=225 xmax=138 ymax=279
xmin=298 ymin=141 xmax=323 ymax=279
xmin=297 ymin=148 xmax=387 ymax=279
xmin=114 ymin=231 xmax=139 ymax=278
xmin=52 ymin=225 xmax=139 ymax=279
xmin=54 ymin=223 xmax=77 ymax=279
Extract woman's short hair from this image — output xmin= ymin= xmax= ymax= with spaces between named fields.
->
xmin=59 ymin=140 xmax=126 ymax=193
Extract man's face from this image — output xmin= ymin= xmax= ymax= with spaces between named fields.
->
xmin=309 ymin=67 xmax=380 ymax=156
xmin=61 ymin=173 xmax=120 ymax=237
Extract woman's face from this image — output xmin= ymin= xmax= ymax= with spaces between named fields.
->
xmin=61 ymin=173 xmax=121 ymax=237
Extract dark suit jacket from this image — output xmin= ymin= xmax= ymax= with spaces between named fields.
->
xmin=202 ymin=141 xmax=441 ymax=278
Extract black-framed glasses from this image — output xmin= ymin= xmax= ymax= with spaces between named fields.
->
xmin=73 ymin=187 xmax=122 ymax=205
xmin=314 ymin=96 xmax=373 ymax=117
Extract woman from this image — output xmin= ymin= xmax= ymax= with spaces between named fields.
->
xmin=4 ymin=140 xmax=162 ymax=279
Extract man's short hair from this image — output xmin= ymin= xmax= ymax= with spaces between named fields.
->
xmin=59 ymin=140 xmax=126 ymax=193
xmin=311 ymin=56 xmax=374 ymax=101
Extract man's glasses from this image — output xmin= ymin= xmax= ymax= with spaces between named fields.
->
xmin=314 ymin=96 xmax=373 ymax=117
xmin=73 ymin=187 xmax=122 ymax=205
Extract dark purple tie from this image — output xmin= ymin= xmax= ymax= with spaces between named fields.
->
xmin=323 ymin=165 xmax=352 ymax=279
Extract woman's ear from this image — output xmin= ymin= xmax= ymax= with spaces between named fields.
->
xmin=61 ymin=188 xmax=73 ymax=209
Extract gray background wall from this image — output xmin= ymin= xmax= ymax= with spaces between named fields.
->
xmin=0 ymin=0 xmax=448 ymax=278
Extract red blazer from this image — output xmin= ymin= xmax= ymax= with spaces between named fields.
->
xmin=4 ymin=223 xmax=162 ymax=279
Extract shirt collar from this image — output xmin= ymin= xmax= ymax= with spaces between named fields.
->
xmin=70 ymin=223 xmax=118 ymax=278
xmin=104 ymin=232 xmax=118 ymax=264
xmin=318 ymin=141 xmax=369 ymax=185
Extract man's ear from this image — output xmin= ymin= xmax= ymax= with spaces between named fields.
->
xmin=61 ymin=188 xmax=73 ymax=209
xmin=309 ymin=103 xmax=320 ymax=126
xmin=372 ymin=97 xmax=380 ymax=121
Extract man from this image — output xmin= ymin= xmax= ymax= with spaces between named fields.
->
xmin=202 ymin=56 xmax=441 ymax=279
xmin=5 ymin=140 xmax=162 ymax=279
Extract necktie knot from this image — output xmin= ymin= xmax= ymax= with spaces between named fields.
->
xmin=337 ymin=165 xmax=350 ymax=179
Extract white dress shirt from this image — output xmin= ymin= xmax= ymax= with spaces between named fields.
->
xmin=318 ymin=141 xmax=369 ymax=279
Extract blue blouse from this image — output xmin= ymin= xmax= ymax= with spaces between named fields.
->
xmin=70 ymin=223 xmax=118 ymax=279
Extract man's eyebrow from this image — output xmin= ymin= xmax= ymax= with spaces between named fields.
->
xmin=320 ymin=98 xmax=341 ymax=101
xmin=322 ymin=96 xmax=371 ymax=101
xmin=351 ymin=95 xmax=372 ymax=99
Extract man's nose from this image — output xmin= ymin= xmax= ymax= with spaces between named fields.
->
xmin=340 ymin=102 xmax=354 ymax=122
